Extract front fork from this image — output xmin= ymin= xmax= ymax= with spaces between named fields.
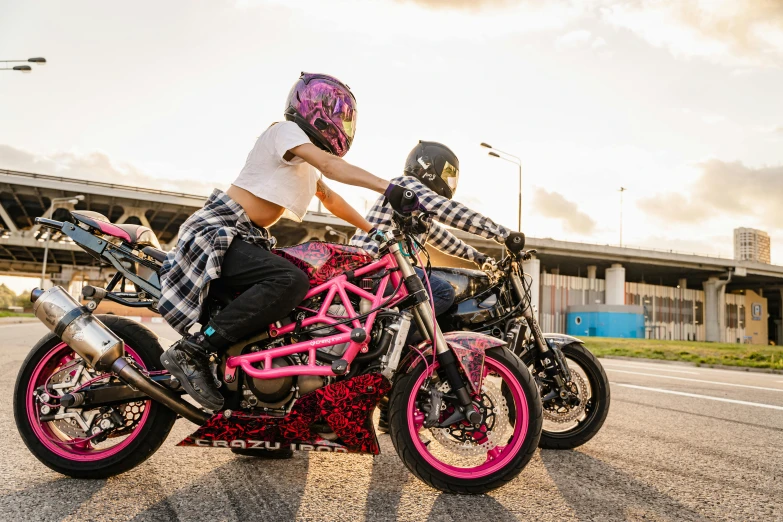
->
xmin=390 ymin=243 xmax=483 ymax=426
xmin=509 ymin=270 xmax=573 ymax=397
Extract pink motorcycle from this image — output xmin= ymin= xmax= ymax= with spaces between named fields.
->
xmin=14 ymin=199 xmax=542 ymax=494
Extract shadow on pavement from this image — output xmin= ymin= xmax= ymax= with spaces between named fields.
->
xmin=541 ymin=449 xmax=707 ymax=522
xmin=0 ymin=477 xmax=106 ymax=521
xmin=426 ymin=494 xmax=520 ymax=522
xmin=364 ymin=440 xmax=518 ymax=522
xmin=129 ymin=452 xmax=311 ymax=521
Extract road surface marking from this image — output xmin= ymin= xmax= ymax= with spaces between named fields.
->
xmin=606 ymin=369 xmax=783 ymax=392
xmin=612 ymin=383 xmax=783 ymax=411
xmin=600 ymin=361 xmax=700 ymax=375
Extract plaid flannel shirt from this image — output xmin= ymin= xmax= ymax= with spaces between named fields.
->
xmin=158 ymin=189 xmax=272 ymax=334
xmin=351 ymin=176 xmax=510 ymax=264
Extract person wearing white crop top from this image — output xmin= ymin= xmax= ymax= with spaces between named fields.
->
xmin=159 ymin=73 xmax=419 ymax=439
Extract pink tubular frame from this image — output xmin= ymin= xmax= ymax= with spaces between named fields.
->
xmin=225 ymin=252 xmax=408 ymax=381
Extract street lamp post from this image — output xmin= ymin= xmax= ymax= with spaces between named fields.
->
xmin=481 ymin=142 xmax=522 ymax=231
xmin=40 ymin=195 xmax=84 ymax=288
xmin=325 ymin=225 xmax=349 ymax=244
xmin=1 ymin=57 xmax=46 ymax=72
xmin=618 ymin=186 xmax=627 ymax=247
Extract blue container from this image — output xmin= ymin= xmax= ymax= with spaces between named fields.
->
xmin=566 ymin=304 xmax=645 ymax=338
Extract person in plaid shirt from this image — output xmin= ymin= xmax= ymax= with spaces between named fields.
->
xmin=352 ymin=140 xmax=513 ymax=316
xmin=352 ymin=141 xmax=516 ymax=432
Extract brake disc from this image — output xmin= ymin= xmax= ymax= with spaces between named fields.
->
xmin=43 ymin=360 xmax=147 ymax=438
xmin=429 ymin=380 xmax=510 ymax=457
xmin=47 ymin=361 xmax=94 ymax=438
xmin=542 ymin=370 xmax=588 ymax=424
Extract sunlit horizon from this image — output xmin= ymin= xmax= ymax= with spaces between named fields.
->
xmin=2 ymin=0 xmax=782 ymax=281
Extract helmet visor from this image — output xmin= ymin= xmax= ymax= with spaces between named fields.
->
xmin=442 ymin=160 xmax=459 ymax=194
xmin=331 ymin=95 xmax=357 ymax=139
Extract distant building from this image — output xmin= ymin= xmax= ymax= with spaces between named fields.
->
xmin=734 ymin=228 xmax=771 ymax=264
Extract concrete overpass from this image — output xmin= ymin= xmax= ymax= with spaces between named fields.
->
xmin=0 ymin=168 xmax=355 ymax=285
xmin=1 ymin=167 xmax=782 ymax=343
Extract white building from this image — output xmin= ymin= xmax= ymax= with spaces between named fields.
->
xmin=734 ymin=228 xmax=771 ymax=264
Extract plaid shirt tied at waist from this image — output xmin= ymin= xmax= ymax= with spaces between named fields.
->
xmin=158 ymin=189 xmax=272 ymax=334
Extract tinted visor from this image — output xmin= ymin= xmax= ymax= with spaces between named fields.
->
xmin=442 ymin=160 xmax=459 ymax=194
xmin=331 ymin=95 xmax=356 ymax=139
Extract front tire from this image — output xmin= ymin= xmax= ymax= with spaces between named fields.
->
xmin=389 ymin=347 xmax=542 ymax=494
xmin=523 ymin=342 xmax=610 ymax=450
xmin=13 ymin=315 xmax=177 ymax=478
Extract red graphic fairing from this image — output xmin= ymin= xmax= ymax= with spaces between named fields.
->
xmin=178 ymin=373 xmax=390 ymax=454
xmin=274 ymin=241 xmax=374 ymax=287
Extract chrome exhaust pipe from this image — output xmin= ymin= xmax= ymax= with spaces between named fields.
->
xmin=31 ymin=286 xmax=210 ymax=425
xmin=32 ymin=286 xmax=124 ymax=372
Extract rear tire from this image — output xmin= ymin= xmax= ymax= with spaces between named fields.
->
xmin=389 ymin=347 xmax=542 ymax=494
xmin=13 ymin=315 xmax=177 ymax=478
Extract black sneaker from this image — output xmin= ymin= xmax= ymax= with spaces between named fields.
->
xmin=231 ymin=447 xmax=294 ymax=459
xmin=160 ymin=335 xmax=224 ymax=411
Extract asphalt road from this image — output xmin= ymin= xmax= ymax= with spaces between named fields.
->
xmin=1 ymin=321 xmax=781 ymax=521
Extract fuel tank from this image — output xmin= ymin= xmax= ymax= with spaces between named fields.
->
xmin=429 ymin=267 xmax=493 ymax=303
xmin=430 ymin=267 xmax=500 ymax=327
xmin=274 ymin=241 xmax=374 ymax=286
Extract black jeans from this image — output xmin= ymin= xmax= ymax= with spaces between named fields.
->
xmin=204 ymin=239 xmax=310 ymax=351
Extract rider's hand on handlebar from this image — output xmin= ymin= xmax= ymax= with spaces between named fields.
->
xmin=480 ymin=257 xmax=498 ymax=272
xmin=384 ymin=184 xmax=421 ymax=214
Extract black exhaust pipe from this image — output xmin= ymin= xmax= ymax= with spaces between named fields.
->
xmin=111 ymin=358 xmax=210 ymax=425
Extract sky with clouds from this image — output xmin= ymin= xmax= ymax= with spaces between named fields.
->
xmin=1 ymin=0 xmax=782 ymax=279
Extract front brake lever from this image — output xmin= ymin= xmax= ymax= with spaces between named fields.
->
xmin=519 ymin=249 xmax=537 ymax=261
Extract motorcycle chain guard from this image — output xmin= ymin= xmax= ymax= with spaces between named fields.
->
xmin=178 ymin=373 xmax=390 ymax=454
xmin=403 ymin=331 xmax=506 ymax=393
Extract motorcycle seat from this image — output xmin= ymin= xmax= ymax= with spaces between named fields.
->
xmin=71 ymin=211 xmax=162 ymax=249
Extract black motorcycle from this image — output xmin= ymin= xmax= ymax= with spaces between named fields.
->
xmin=382 ymin=239 xmax=609 ymax=450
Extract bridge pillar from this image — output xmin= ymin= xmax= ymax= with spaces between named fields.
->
xmin=605 ymin=263 xmax=626 ymax=305
xmin=586 ymin=265 xmax=597 ymax=280
xmin=678 ymin=278 xmax=688 ymax=290
xmin=703 ymin=276 xmax=729 ymax=343
xmin=778 ymin=289 xmax=783 ymax=346
xmin=522 ymin=257 xmax=540 ymax=322
xmin=118 ymin=207 xmax=152 ymax=228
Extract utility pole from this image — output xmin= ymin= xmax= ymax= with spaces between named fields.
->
xmin=619 ymin=187 xmax=627 ymax=247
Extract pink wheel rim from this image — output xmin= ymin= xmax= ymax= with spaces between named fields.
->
xmin=26 ymin=342 xmax=152 ymax=462
xmin=406 ymin=356 xmax=529 ymax=479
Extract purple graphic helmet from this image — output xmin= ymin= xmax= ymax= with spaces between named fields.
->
xmin=284 ymin=73 xmax=357 ymax=157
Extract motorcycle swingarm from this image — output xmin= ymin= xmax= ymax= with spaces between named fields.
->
xmin=55 ymin=374 xmax=179 ymax=408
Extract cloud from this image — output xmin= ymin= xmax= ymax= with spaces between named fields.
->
xmin=638 ymin=159 xmax=783 ymax=230
xmin=556 ymin=29 xmax=593 ymax=48
xmin=398 ymin=0 xmax=783 ymax=67
xmin=394 ymin=0 xmax=522 ymax=9
xmin=532 ymin=187 xmax=597 ymax=235
xmin=0 ymin=144 xmax=216 ymax=196
xmin=600 ymin=0 xmax=783 ymax=67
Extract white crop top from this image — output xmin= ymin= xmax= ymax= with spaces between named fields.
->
xmin=232 ymin=121 xmax=319 ymax=222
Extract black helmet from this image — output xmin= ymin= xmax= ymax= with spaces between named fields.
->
xmin=403 ymin=141 xmax=460 ymax=199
